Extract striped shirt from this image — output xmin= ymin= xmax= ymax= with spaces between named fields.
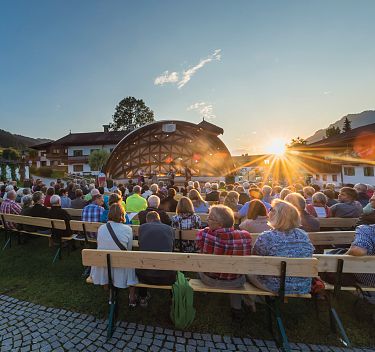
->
xmin=352 ymin=225 xmax=375 ymax=287
xmin=0 ymin=198 xmax=21 ymax=229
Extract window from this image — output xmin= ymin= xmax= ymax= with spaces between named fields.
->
xmin=73 ymin=164 xmax=83 ymax=172
xmin=73 ymin=150 xmax=83 ymax=157
xmin=343 ymin=167 xmax=355 ymax=176
xmin=52 ymin=149 xmax=60 ymax=154
xmin=364 ymin=167 xmax=374 ymax=177
xmin=322 ymin=175 xmax=327 ymax=181
xmin=41 ymin=161 xmax=47 ymax=167
xmin=332 ymin=174 xmax=338 ymax=182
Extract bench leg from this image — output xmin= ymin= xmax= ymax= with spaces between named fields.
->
xmin=52 ymin=247 xmax=61 ymax=264
xmin=107 ymin=287 xmax=118 ymax=340
xmin=329 ymin=307 xmax=351 ymax=347
xmin=2 ymin=230 xmax=11 ymax=251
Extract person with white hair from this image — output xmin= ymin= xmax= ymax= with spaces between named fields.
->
xmin=2 ymin=184 xmax=14 ymax=200
xmin=49 ymin=195 xmax=72 ymax=241
xmin=203 ymin=182 xmax=212 ymax=195
xmin=137 ymin=195 xmax=171 ymax=225
xmin=0 ymin=190 xmax=21 ymax=228
xmin=205 ymin=183 xmax=220 ymax=202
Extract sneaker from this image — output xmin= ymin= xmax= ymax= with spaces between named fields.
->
xmin=129 ymin=295 xmax=137 ymax=309
xmin=139 ymin=292 xmax=151 ymax=308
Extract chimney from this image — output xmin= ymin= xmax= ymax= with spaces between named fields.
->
xmin=103 ymin=124 xmax=110 ymax=133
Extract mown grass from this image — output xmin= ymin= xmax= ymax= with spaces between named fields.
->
xmin=0 ymin=232 xmax=374 ymax=347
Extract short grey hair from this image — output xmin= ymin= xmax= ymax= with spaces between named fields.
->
xmin=211 ymin=183 xmax=218 ymax=191
xmin=242 ymin=182 xmax=250 ymax=189
xmin=148 ymin=195 xmax=160 ymax=208
xmin=150 ymin=184 xmax=159 ymax=193
xmin=133 ymin=185 xmax=141 ymax=194
xmin=7 ymin=190 xmax=17 ymax=199
xmin=21 ymin=195 xmax=33 ymax=207
xmin=209 ymin=205 xmax=235 ymax=228
xmin=5 ymin=185 xmax=14 ymax=192
xmin=312 ymin=192 xmax=327 ymax=205
xmin=354 ymin=183 xmax=367 ymax=193
xmin=50 ymin=195 xmax=61 ymax=206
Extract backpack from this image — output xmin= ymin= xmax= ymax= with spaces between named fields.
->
xmin=170 ymin=272 xmax=196 ymax=329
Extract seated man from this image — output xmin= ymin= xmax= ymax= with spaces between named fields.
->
xmin=70 ymin=189 xmax=87 ymax=209
xmin=49 ymin=195 xmax=72 ymax=242
xmin=205 ymin=183 xmax=220 ymax=202
xmin=330 ymin=187 xmax=362 ymax=218
xmin=196 ymin=205 xmax=252 ymax=317
xmin=0 ymin=190 xmax=22 ymax=229
xmin=125 ymin=185 xmax=147 ymax=213
xmin=82 ymin=193 xmax=105 ymax=239
xmin=28 ymin=191 xmax=50 ymax=232
xmin=346 ymin=225 xmax=375 ymax=289
xmin=136 ymin=211 xmax=176 ymax=307
xmin=138 ymin=195 xmax=171 ymax=225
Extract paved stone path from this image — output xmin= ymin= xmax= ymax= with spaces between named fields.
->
xmin=1 ymin=294 xmax=374 ymax=352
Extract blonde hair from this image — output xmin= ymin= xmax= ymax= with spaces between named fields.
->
xmin=176 ymin=196 xmax=195 ymax=214
xmin=303 ymin=186 xmax=315 ymax=198
xmin=224 ymin=191 xmax=239 ymax=212
xmin=269 ymin=199 xmax=301 ymax=231
xmin=280 ymin=188 xmax=291 ymax=200
xmin=189 ymin=189 xmax=205 ymax=205
xmin=285 ymin=192 xmax=306 ymax=211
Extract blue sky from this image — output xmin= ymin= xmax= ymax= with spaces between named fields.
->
xmin=1 ymin=0 xmax=375 ymax=155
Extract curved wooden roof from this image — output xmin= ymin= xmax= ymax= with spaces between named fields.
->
xmin=105 ymin=120 xmax=234 ymax=179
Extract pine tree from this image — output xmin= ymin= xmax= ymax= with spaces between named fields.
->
xmin=343 ymin=117 xmax=352 ymax=133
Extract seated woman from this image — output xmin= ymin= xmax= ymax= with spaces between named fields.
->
xmin=171 ymin=196 xmax=201 ymax=252
xmin=239 ymin=199 xmax=271 ymax=233
xmin=189 ymin=189 xmax=210 ymax=213
xmin=91 ymin=203 xmax=138 ymax=307
xmin=248 ymin=199 xmax=314 ymax=294
xmin=224 ymin=191 xmax=242 ymax=212
xmin=285 ymin=192 xmax=320 ymax=232
xmin=196 ymin=205 xmax=252 ymax=317
xmin=306 ymin=192 xmax=330 ymax=218
xmin=101 ymin=193 xmax=131 ymax=224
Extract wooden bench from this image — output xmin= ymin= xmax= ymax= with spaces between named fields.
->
xmin=314 ymin=254 xmax=375 ymax=346
xmin=317 ymin=217 xmax=358 ymax=228
xmin=0 ymin=213 xmax=72 ymax=263
xmin=82 ymin=249 xmax=318 ymax=350
xmin=64 ymin=208 xmax=83 ymax=219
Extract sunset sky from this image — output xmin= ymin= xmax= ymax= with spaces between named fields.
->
xmin=1 ymin=0 xmax=375 ymax=155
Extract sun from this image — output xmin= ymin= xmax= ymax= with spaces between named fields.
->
xmin=266 ymin=138 xmax=287 ymax=156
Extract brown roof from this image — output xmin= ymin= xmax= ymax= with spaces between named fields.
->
xmin=307 ymin=123 xmax=375 ymax=148
xmin=32 ymin=130 xmax=130 ymax=148
xmin=197 ymin=119 xmax=224 ymax=135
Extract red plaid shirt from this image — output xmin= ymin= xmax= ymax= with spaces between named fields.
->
xmin=196 ymin=227 xmax=252 ymax=280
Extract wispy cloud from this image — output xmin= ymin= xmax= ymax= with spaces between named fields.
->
xmin=187 ymin=102 xmax=216 ymax=120
xmin=154 ymin=71 xmax=179 ymax=86
xmin=154 ymin=49 xmax=221 ymax=89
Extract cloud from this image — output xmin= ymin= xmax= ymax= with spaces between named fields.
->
xmin=187 ymin=102 xmax=216 ymax=119
xmin=323 ymin=91 xmax=331 ymax=95
xmin=154 ymin=71 xmax=179 ymax=85
xmin=154 ymin=49 xmax=221 ymax=89
xmin=177 ymin=49 xmax=221 ymax=89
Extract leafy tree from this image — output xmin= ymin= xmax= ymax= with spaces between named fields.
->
xmin=88 ymin=149 xmax=109 ymax=172
xmin=110 ymin=96 xmax=155 ymax=131
xmin=2 ymin=148 xmax=20 ymax=161
xmin=286 ymin=137 xmax=307 ymax=148
xmin=325 ymin=125 xmax=341 ymax=138
xmin=343 ymin=117 xmax=352 ymax=133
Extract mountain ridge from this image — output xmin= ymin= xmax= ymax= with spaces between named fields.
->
xmin=306 ymin=110 xmax=375 ymax=143
xmin=0 ymin=129 xmax=52 ymax=149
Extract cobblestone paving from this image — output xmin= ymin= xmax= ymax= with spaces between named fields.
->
xmin=1 ymin=295 xmax=374 ymax=352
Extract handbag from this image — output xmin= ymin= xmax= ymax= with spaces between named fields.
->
xmin=106 ymin=222 xmax=127 ymax=251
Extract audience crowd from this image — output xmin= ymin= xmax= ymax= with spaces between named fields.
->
xmin=1 ymin=176 xmax=374 ymax=315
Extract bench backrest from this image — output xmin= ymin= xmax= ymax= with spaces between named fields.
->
xmin=64 ymin=208 xmax=83 ymax=217
xmin=1 ymin=213 xmax=66 ymax=230
xmin=317 ymin=217 xmax=358 ymax=228
xmin=315 ymin=254 xmax=375 ymax=274
xmin=82 ymin=250 xmax=318 ymax=277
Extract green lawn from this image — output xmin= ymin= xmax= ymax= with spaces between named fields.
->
xmin=0 ymin=232 xmax=374 ymax=347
